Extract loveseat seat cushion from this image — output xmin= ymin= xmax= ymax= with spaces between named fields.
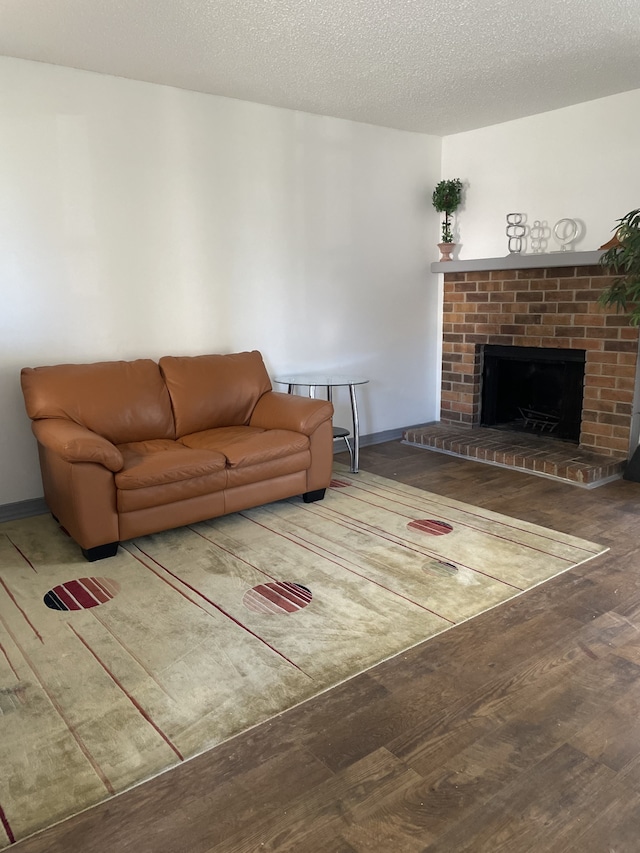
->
xmin=180 ymin=426 xmax=310 ymax=468
xmin=21 ymin=360 xmax=175 ymax=444
xmin=159 ymin=351 xmax=272 ymax=437
xmin=116 ymin=440 xmax=226 ymax=488
xmin=115 ymin=439 xmax=228 ymax=512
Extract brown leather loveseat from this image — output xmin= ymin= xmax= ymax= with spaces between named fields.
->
xmin=21 ymin=351 xmax=334 ymax=561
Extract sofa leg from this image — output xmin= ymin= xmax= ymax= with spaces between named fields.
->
xmin=303 ymin=488 xmax=326 ymax=503
xmin=81 ymin=542 xmax=120 ymax=562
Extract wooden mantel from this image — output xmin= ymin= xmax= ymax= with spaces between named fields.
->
xmin=431 ymin=250 xmax=604 ymax=274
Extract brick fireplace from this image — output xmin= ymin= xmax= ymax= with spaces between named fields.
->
xmin=404 ymin=254 xmax=640 ymax=485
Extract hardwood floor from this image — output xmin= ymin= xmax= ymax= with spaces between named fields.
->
xmin=12 ymin=442 xmax=640 ymax=853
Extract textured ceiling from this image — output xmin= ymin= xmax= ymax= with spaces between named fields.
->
xmin=2 ymin=0 xmax=640 ymax=134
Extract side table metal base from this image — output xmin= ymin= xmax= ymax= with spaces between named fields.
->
xmin=332 ymin=426 xmax=354 ymax=472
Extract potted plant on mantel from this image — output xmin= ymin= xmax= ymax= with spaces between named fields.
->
xmin=598 ymin=207 xmax=640 ymax=324
xmin=432 ymin=178 xmax=463 ymax=261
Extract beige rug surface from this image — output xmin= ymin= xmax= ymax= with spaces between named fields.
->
xmin=0 ymin=467 xmax=607 ymax=847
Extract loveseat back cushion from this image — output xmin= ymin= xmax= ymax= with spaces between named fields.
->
xmin=160 ymin=351 xmax=272 ymax=438
xmin=21 ymin=359 xmax=176 ymax=445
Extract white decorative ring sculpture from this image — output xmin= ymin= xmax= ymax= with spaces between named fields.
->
xmin=553 ymin=218 xmax=579 ymax=252
xmin=506 ymin=213 xmax=526 ymax=254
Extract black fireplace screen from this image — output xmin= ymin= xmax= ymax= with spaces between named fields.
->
xmin=480 ymin=345 xmax=586 ymax=441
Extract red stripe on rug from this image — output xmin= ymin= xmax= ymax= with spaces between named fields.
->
xmin=253 ymin=584 xmax=302 ymax=613
xmin=81 ymin=577 xmax=111 ymax=604
xmin=63 ymin=580 xmax=100 ymax=609
xmin=96 ymin=577 xmax=119 ymax=597
xmin=130 ymin=544 xmax=311 ymax=677
xmin=7 ymin=536 xmax=38 ymax=572
xmin=51 ymin=584 xmax=81 ymax=610
xmin=243 ymin=589 xmax=283 ymax=614
xmin=0 ymin=576 xmax=44 ymax=642
xmin=123 ymin=548 xmax=222 ymax=619
xmin=188 ymin=526 xmax=278 ymax=580
xmin=68 ymin=624 xmax=184 ymax=761
xmin=0 ymin=611 xmax=114 ymax=794
xmin=0 ymin=642 xmax=20 ymax=681
xmin=90 ymin=610 xmax=175 ymax=700
xmin=408 ymin=519 xmax=453 ymax=535
xmin=271 ymin=582 xmax=310 ymax=605
xmin=0 ymin=802 xmax=15 ymax=844
xmin=279 ymin=582 xmax=312 ymax=602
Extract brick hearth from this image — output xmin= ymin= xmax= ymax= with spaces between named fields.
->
xmin=403 ymin=423 xmax=626 ymax=486
xmin=406 ymin=257 xmax=640 ymax=486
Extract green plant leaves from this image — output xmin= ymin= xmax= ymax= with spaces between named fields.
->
xmin=432 ymin=179 xmax=463 ymax=214
xmin=598 ymin=208 xmax=640 ymax=325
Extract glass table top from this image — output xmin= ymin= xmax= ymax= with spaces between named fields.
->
xmin=274 ymin=374 xmax=369 ymax=387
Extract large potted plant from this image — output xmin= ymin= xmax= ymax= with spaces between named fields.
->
xmin=598 ymin=208 xmax=640 ymax=324
xmin=432 ymin=178 xmax=463 ymax=261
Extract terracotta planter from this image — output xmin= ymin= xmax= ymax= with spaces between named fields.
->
xmin=438 ymin=242 xmax=455 ymax=262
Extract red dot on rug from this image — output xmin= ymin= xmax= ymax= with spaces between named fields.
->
xmin=330 ymin=479 xmax=351 ymax=488
xmin=408 ymin=519 xmax=453 ymax=535
xmin=423 ymin=560 xmax=458 ymax=577
xmin=243 ymin=582 xmax=313 ymax=614
xmin=43 ymin=577 xmax=120 ymax=611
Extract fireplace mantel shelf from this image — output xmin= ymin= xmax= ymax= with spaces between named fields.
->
xmin=431 ymin=250 xmax=604 ymax=274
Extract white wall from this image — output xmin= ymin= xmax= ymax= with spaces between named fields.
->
xmin=442 ymin=89 xmax=640 ymax=259
xmin=0 ymin=57 xmax=442 ymax=505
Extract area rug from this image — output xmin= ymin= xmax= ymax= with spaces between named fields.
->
xmin=0 ymin=467 xmax=606 ymax=847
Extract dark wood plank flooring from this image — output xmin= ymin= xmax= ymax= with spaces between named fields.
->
xmin=12 ymin=442 xmax=640 ymax=853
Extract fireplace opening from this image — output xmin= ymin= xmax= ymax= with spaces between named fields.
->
xmin=480 ymin=345 xmax=586 ymax=442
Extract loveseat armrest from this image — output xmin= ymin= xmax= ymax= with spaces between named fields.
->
xmin=250 ymin=391 xmax=333 ymax=436
xmin=32 ymin=419 xmax=124 ymax=472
